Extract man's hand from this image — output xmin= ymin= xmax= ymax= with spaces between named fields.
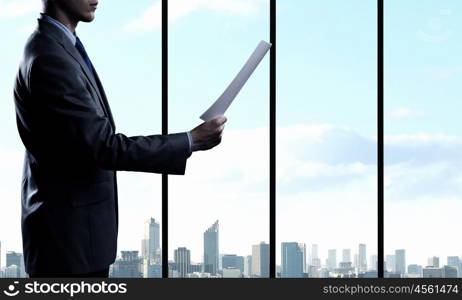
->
xmin=190 ymin=115 xmax=227 ymax=151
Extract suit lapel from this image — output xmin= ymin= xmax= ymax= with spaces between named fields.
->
xmin=60 ymin=42 xmax=111 ymax=123
xmin=92 ymin=69 xmax=116 ymax=130
xmin=63 ymin=43 xmax=116 ymax=130
xmin=38 ymin=19 xmax=114 ymax=131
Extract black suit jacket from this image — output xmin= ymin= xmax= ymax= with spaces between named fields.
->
xmin=13 ymin=18 xmax=191 ymax=275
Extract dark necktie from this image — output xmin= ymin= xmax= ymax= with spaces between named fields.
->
xmin=74 ymin=36 xmax=108 ymax=116
xmin=75 ymin=36 xmax=95 ymax=75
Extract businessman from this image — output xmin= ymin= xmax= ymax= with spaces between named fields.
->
xmin=13 ymin=0 xmax=227 ymax=278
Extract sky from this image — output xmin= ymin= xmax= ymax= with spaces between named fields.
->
xmin=0 ymin=0 xmax=460 ymax=274
xmin=275 ymin=0 xmax=377 ymax=269
xmin=384 ymin=0 xmax=462 ymax=268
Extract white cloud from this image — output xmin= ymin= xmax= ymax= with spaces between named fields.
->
xmin=387 ymin=108 xmax=422 ymax=120
xmin=0 ymin=0 xmax=41 ymax=19
xmin=124 ymin=0 xmax=266 ymax=34
xmin=417 ymin=30 xmax=452 ymax=43
xmin=440 ymin=9 xmax=452 ymax=16
xmin=384 ymin=132 xmax=462 ymax=265
xmin=385 ymin=132 xmax=459 ymax=146
xmin=124 ymin=1 xmax=162 ymax=34
xmin=417 ymin=16 xmax=452 ymax=43
xmin=428 ymin=66 xmax=462 ymax=80
xmin=385 ymin=132 xmax=462 ymax=204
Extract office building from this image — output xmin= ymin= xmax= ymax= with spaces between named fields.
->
xmin=281 ymin=242 xmax=304 ymax=278
xmin=252 ymin=242 xmax=269 ymax=278
xmin=174 ymin=247 xmax=191 ymax=277
xmin=111 ymin=251 xmax=142 ymax=278
xmin=358 ymin=244 xmax=367 ymax=272
xmin=222 ymin=254 xmax=244 ymax=274
xmin=141 ymin=218 xmax=160 ymax=263
xmin=395 ymin=249 xmax=406 ymax=276
xmin=427 ymin=256 xmax=440 ymax=268
xmin=423 ymin=267 xmax=443 ymax=278
xmin=342 ymin=249 xmax=351 ymax=263
xmin=407 ymin=264 xmax=422 ymax=277
xmin=327 ymin=249 xmax=337 ymax=271
xmin=203 ymin=220 xmax=219 ymax=275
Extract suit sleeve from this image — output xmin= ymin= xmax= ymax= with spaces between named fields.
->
xmin=28 ymin=54 xmax=191 ymax=175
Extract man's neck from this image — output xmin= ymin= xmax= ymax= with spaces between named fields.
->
xmin=44 ymin=7 xmax=78 ymax=33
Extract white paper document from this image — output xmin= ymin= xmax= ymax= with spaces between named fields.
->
xmin=200 ymin=40 xmax=272 ymax=121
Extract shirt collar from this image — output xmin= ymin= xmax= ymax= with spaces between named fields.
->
xmin=40 ymin=13 xmax=77 ymax=46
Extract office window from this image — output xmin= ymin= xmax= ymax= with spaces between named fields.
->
xmin=83 ymin=1 xmax=164 ymax=278
xmin=276 ymin=0 xmax=378 ymax=278
xmin=0 ymin=7 xmax=39 ymax=277
xmin=0 ymin=1 xmax=165 ymax=278
xmin=385 ymin=0 xmax=462 ymax=278
xmin=168 ymin=0 xmax=270 ymax=278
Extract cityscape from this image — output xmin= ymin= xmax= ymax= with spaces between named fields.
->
xmin=0 ymin=218 xmax=460 ymax=278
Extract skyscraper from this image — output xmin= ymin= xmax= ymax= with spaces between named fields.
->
xmin=342 ymin=249 xmax=351 ymax=263
xmin=252 ymin=242 xmax=269 ymax=278
xmin=281 ymin=242 xmax=304 ymax=278
xmin=174 ymin=247 xmax=191 ymax=278
xmin=244 ymin=255 xmax=252 ymax=277
xmin=203 ymin=220 xmax=219 ymax=275
xmin=298 ymin=243 xmax=307 ymax=273
xmin=395 ymin=249 xmax=406 ymax=277
xmin=141 ymin=218 xmax=160 ymax=262
xmin=358 ymin=244 xmax=367 ymax=272
xmin=369 ymin=255 xmax=377 ymax=271
xmin=385 ymin=254 xmax=396 ymax=273
xmin=327 ymin=249 xmax=337 ymax=271
xmin=427 ymin=256 xmax=440 ymax=268
xmin=310 ymin=244 xmax=319 ymax=266
xmin=447 ymin=256 xmax=461 ymax=278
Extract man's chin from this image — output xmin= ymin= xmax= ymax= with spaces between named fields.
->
xmin=81 ymin=13 xmax=95 ymax=22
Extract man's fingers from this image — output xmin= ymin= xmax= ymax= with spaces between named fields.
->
xmin=212 ymin=136 xmax=222 ymax=145
xmin=212 ymin=115 xmax=227 ymax=126
xmin=192 ymin=116 xmax=226 ymax=151
xmin=203 ymin=136 xmax=222 ymax=150
xmin=214 ymin=125 xmax=224 ymax=134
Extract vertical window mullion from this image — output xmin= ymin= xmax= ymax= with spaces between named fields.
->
xmin=270 ymin=0 xmax=277 ymax=279
xmin=162 ymin=0 xmax=169 ymax=279
xmin=378 ymin=0 xmax=384 ymax=279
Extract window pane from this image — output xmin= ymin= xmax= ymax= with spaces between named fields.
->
xmin=385 ymin=0 xmax=462 ymax=278
xmin=0 ymin=2 xmax=163 ymax=278
xmin=277 ymin=0 xmax=378 ymax=278
xmin=168 ymin=0 xmax=270 ymax=278
xmin=82 ymin=2 xmax=164 ymax=278
xmin=0 ymin=6 xmax=39 ymax=278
